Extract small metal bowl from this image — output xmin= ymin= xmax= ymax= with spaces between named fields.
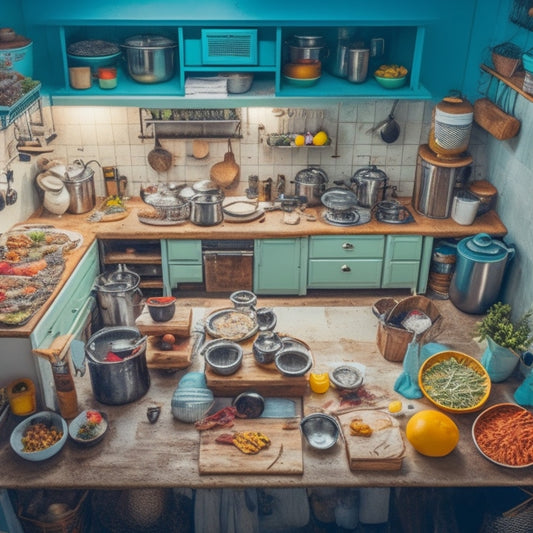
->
xmin=232 ymin=392 xmax=265 ymax=418
xmin=253 ymin=331 xmax=283 ymax=365
xmin=203 ymin=339 xmax=243 ymax=376
xmin=146 ymin=296 xmax=176 ymax=322
xmin=300 ymin=413 xmax=340 ymax=450
xmin=329 ymin=365 xmax=364 ymax=391
xmin=275 ymin=347 xmax=312 ymax=377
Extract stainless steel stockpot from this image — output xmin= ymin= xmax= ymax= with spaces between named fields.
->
xmin=189 ymin=191 xmax=224 ymax=226
xmin=293 ymin=167 xmax=328 ymax=206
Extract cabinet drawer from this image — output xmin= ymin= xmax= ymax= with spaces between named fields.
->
xmin=382 ymin=261 xmax=421 ymax=289
xmin=31 ymin=241 xmax=99 ymax=347
xmin=308 ymin=259 xmax=383 ymax=288
xmin=309 ymin=236 xmax=385 ymax=259
xmin=168 ymin=264 xmax=203 ymax=286
xmin=166 ymin=240 xmax=202 ymax=262
xmin=385 ymin=235 xmax=423 ymax=261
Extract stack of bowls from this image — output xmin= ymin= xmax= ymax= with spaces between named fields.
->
xmin=283 ymin=35 xmax=325 ymax=87
xmin=171 ymin=372 xmax=214 ymax=423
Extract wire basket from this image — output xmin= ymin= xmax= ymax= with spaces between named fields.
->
xmin=0 ymin=83 xmax=41 ymax=130
xmin=492 ymin=43 xmax=523 ymax=78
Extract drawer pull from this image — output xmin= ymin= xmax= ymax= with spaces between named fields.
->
xmin=342 ymin=242 xmax=354 ymax=250
xmin=341 ymin=264 xmax=351 ymax=272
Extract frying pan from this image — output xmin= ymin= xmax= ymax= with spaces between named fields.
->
xmin=147 ymin=133 xmax=172 ymax=173
xmin=210 ymin=139 xmax=240 ymax=188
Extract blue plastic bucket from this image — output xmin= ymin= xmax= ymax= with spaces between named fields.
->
xmin=0 ymin=41 xmax=33 ymax=77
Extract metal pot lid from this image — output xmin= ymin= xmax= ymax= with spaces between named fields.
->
xmin=351 ymin=165 xmax=388 ymax=182
xmin=192 ymin=180 xmax=220 ymax=194
xmin=123 ymin=34 xmax=177 ymax=48
xmin=232 ymin=392 xmax=265 ymax=418
xmin=458 ymin=233 xmax=512 ymax=262
xmin=294 ymin=167 xmax=328 ymax=184
xmin=321 ymin=187 xmax=358 ymax=210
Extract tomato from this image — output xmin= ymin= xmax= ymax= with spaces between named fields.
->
xmin=406 ymin=409 xmax=459 ymax=457
xmin=309 ymin=373 xmax=330 ymax=394
xmin=162 ymin=334 xmax=176 ymax=345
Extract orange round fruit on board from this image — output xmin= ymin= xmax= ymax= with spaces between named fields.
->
xmin=405 ymin=409 xmax=459 ymax=457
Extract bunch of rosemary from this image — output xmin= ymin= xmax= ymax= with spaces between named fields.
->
xmin=474 ymin=302 xmax=533 ymax=352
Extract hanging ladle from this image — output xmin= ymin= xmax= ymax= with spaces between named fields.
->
xmin=380 ymin=99 xmax=400 ymax=143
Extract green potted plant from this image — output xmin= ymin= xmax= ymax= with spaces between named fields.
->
xmin=474 ymin=302 xmax=533 ymax=382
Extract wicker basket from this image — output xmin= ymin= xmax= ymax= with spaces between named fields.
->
xmin=375 ymin=295 xmax=443 ymax=362
xmin=491 ymin=43 xmax=523 ymax=78
xmin=17 ymin=491 xmax=89 ymax=533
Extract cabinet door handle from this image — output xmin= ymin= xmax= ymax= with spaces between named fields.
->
xmin=341 ymin=264 xmax=351 ymax=272
xmin=342 ymin=242 xmax=354 ymax=250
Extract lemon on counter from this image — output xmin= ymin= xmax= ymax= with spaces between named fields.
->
xmin=388 ymin=400 xmax=403 ymax=414
xmin=294 ymin=134 xmax=306 ymax=146
xmin=312 ymin=131 xmax=328 ymax=146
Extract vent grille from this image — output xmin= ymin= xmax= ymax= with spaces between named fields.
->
xmin=201 ymin=29 xmax=257 ymax=65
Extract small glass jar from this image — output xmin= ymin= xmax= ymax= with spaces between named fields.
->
xmin=97 ymin=67 xmax=118 ymax=89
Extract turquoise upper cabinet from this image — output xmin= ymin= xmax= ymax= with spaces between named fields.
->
xmin=16 ymin=0 xmax=497 ymax=105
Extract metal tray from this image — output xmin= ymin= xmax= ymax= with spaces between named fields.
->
xmin=205 ymin=308 xmax=258 ymax=342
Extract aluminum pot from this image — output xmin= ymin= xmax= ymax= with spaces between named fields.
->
xmin=350 ymin=165 xmax=388 ymax=208
xmin=293 ymin=168 xmax=328 ymax=206
xmin=121 ymin=34 xmax=177 ymax=84
xmin=95 ymin=267 xmax=144 ymax=327
xmin=190 ymin=192 xmax=224 ymax=226
xmin=449 ymin=233 xmax=515 ymax=314
xmin=61 ymin=159 xmax=97 ymax=214
xmin=85 ymin=327 xmax=150 ymax=405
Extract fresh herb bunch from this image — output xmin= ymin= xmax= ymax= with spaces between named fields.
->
xmin=474 ymin=302 xmax=533 ymax=351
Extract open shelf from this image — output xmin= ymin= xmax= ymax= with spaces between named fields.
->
xmin=481 ymin=64 xmax=533 ymax=103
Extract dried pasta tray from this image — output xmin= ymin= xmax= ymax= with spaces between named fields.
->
xmin=0 ymin=83 xmax=41 ymax=130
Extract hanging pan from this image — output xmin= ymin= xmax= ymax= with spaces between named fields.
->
xmin=210 ymin=138 xmax=240 ymax=189
xmin=147 ymin=132 xmax=172 ymax=173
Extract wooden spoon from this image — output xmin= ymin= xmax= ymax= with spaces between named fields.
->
xmin=210 ymin=138 xmax=240 ymax=188
xmin=147 ymin=134 xmax=172 ymax=173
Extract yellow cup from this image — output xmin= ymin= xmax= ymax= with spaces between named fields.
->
xmin=7 ymin=378 xmax=37 ymax=416
xmin=309 ymin=372 xmax=330 ymax=394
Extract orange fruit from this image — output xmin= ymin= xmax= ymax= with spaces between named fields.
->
xmin=405 ymin=409 xmax=459 ymax=457
xmin=294 ymin=134 xmax=306 ymax=146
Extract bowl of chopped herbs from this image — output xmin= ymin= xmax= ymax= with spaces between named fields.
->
xmin=68 ymin=410 xmax=108 ymax=446
xmin=418 ymin=351 xmax=491 ymax=414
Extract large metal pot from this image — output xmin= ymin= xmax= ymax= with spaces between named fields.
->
xmin=85 ymin=327 xmax=150 ymax=405
xmin=449 ymin=233 xmax=515 ymax=314
xmin=190 ymin=192 xmax=224 ymax=226
xmin=412 ymin=145 xmax=472 ymax=218
xmin=95 ymin=267 xmax=144 ymax=327
xmin=350 ymin=165 xmax=388 ymax=208
xmin=121 ymin=34 xmax=177 ymax=84
xmin=61 ymin=159 xmax=97 ymax=214
xmin=293 ymin=168 xmax=328 ymax=206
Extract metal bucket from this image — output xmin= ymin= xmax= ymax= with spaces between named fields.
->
xmin=62 ymin=165 xmax=96 ymax=214
xmin=95 ymin=269 xmax=143 ymax=327
xmin=85 ymin=327 xmax=150 ymax=405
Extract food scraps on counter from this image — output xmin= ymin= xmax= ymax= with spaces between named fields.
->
xmin=215 ymin=431 xmax=271 ymax=455
xmin=195 ymin=406 xmax=240 ymax=430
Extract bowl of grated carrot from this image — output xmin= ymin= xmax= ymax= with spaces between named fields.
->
xmin=418 ymin=351 xmax=491 ymax=414
xmin=472 ymin=403 xmax=533 ymax=468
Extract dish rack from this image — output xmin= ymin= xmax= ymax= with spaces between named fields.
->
xmin=0 ymin=83 xmax=41 ymax=130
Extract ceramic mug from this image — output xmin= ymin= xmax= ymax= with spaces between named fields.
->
xmin=451 ymin=193 xmax=480 ymax=225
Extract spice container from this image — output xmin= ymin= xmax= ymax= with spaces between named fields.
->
xmin=98 ymin=67 xmax=118 ymax=89
xmin=7 ymin=378 xmax=36 ymax=416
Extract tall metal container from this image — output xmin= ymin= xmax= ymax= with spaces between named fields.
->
xmin=412 ymin=144 xmax=472 ymax=218
xmin=449 ymin=233 xmax=515 ymax=314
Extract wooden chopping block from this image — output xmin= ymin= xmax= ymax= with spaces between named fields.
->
xmin=198 ymin=418 xmax=303 ymax=475
xmin=474 ymin=98 xmax=521 ymax=140
xmin=135 ymin=305 xmax=192 ymax=337
xmin=337 ymin=410 xmax=405 ymax=471
xmin=145 ymin=335 xmax=193 ymax=370
xmin=192 ymin=139 xmax=209 ymax=159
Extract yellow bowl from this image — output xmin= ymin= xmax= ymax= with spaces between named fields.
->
xmin=418 ymin=351 xmax=491 ymax=414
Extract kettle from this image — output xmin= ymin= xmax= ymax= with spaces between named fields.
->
xmin=449 ymin=233 xmax=515 ymax=314
xmin=61 ymin=159 xmax=99 ymax=214
xmin=350 ymin=165 xmax=389 ymax=208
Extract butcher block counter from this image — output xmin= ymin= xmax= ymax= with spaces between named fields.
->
xmin=0 ymin=305 xmax=531 ymax=490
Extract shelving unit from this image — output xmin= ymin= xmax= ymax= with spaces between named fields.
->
xmin=481 ymin=64 xmax=533 ymax=103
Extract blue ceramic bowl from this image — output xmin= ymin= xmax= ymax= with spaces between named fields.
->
xmin=10 ymin=411 xmax=68 ymax=461
xmin=67 ymin=52 xmax=122 ymax=73
xmin=283 ymin=75 xmax=320 ymax=87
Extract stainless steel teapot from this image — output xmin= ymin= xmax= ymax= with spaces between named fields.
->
xmin=350 ymin=165 xmax=389 ymax=208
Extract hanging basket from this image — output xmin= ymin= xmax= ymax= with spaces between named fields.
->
xmin=491 ymin=43 xmax=523 ymax=78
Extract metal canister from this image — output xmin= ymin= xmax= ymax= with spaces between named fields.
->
xmin=428 ymin=243 xmax=457 ymax=297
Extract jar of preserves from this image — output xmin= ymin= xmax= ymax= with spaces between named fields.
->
xmin=429 ymin=95 xmax=474 ymax=158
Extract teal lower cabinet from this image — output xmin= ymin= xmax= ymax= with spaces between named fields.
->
xmin=254 ymin=238 xmax=308 ymax=295
xmin=162 ymin=239 xmax=203 ymax=295
xmin=307 ymin=235 xmax=385 ymax=289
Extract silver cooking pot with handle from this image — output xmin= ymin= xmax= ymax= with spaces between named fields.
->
xmin=61 ymin=159 xmax=98 ymax=214
xmin=350 ymin=165 xmax=389 ymax=208
xmin=292 ymin=167 xmax=328 ymax=206
xmin=190 ymin=191 xmax=224 ymax=226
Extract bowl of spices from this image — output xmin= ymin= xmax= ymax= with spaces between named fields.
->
xmin=419 ymin=351 xmax=491 ymax=414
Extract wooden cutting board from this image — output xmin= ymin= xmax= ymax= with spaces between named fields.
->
xmin=198 ymin=418 xmax=303 ymax=475
xmin=145 ymin=335 xmax=193 ymax=369
xmin=337 ymin=410 xmax=405 ymax=471
xmin=135 ymin=306 xmax=192 ymax=337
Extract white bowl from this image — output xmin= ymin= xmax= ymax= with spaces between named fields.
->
xmin=10 ymin=411 xmax=67 ymax=461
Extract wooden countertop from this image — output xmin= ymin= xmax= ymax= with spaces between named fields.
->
xmin=1 ymin=198 xmax=506 ymax=338
xmin=0 ymin=305 xmax=530 ymax=490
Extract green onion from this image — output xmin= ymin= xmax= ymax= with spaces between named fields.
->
xmin=422 ymin=357 xmax=487 ymax=409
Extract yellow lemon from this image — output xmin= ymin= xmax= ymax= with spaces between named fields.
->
xmin=294 ymin=134 xmax=305 ymax=146
xmin=388 ymin=400 xmax=403 ymax=414
xmin=406 ymin=409 xmax=459 ymax=457
xmin=312 ymin=131 xmax=328 ymax=146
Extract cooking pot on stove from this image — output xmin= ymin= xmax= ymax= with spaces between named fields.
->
xmin=293 ymin=167 xmax=328 ymax=206
xmin=190 ymin=191 xmax=224 ymax=226
xmin=350 ymin=165 xmax=389 ymax=208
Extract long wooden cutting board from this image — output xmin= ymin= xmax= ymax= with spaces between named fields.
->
xmin=198 ymin=418 xmax=303 ymax=475
xmin=337 ymin=410 xmax=405 ymax=471
xmin=135 ymin=306 xmax=192 ymax=337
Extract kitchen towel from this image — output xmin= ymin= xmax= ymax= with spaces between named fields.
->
xmin=185 ymin=77 xmax=228 ymax=98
